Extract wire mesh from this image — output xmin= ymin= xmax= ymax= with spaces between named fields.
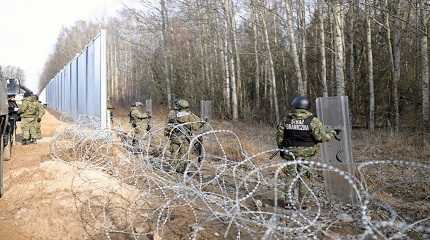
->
xmin=49 ymin=119 xmax=430 ymax=240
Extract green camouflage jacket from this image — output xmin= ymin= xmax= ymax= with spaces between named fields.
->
xmin=37 ymin=101 xmax=45 ymax=119
xmin=129 ymin=106 xmax=150 ymax=124
xmin=165 ymin=109 xmax=204 ymax=139
xmin=18 ymin=97 xmax=39 ymax=118
xmin=276 ymin=109 xmax=334 ymax=159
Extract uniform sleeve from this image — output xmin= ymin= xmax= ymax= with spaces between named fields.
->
xmin=189 ymin=113 xmax=204 ymax=131
xmin=164 ymin=111 xmax=176 ymax=136
xmin=38 ymin=103 xmax=45 ymax=117
xmin=33 ymin=102 xmax=39 ymax=116
xmin=276 ymin=120 xmax=285 ymax=147
xmin=310 ymin=117 xmax=334 ymax=142
xmin=18 ymin=101 xmax=28 ymax=114
xmin=131 ymin=109 xmax=149 ymax=119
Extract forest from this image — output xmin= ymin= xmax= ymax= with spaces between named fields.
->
xmin=0 ymin=65 xmax=26 ymax=87
xmin=38 ymin=0 xmax=430 ymax=132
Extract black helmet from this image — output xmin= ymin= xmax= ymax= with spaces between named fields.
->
xmin=291 ymin=96 xmax=310 ymax=110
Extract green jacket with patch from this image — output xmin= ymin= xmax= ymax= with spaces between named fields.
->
xmin=276 ymin=109 xmax=334 ymax=159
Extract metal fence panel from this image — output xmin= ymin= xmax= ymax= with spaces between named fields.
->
xmin=61 ymin=70 xmax=66 ymax=112
xmin=316 ymin=96 xmax=357 ymax=204
xmin=70 ymin=59 xmax=78 ymax=118
xmin=44 ymin=30 xmax=107 ymax=128
xmin=77 ymin=50 xmax=87 ymax=115
xmin=64 ymin=65 xmax=70 ymax=113
xmin=145 ymin=99 xmax=152 ymax=115
xmin=200 ymin=100 xmax=212 ymax=121
xmin=87 ymin=42 xmax=99 ymax=117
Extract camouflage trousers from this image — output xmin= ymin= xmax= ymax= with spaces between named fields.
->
xmin=21 ymin=117 xmax=37 ymax=141
xmin=35 ymin=120 xmax=42 ymax=139
xmin=131 ymin=123 xmax=148 ymax=148
xmin=281 ymin=156 xmax=312 ymax=205
xmin=169 ymin=137 xmax=190 ymax=173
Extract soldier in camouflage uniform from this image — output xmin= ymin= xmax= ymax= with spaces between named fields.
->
xmin=18 ymin=92 xmax=39 ymax=145
xmin=34 ymin=95 xmax=45 ymax=140
xmin=129 ymin=102 xmax=151 ymax=151
xmin=165 ymin=99 xmax=205 ymax=173
xmin=276 ymin=96 xmax=337 ymax=206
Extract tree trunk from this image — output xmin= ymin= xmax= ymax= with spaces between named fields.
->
xmin=284 ymin=0 xmax=304 ymax=95
xmin=420 ymin=5 xmax=429 ymax=127
xmin=349 ymin=1 xmax=356 ymax=102
xmin=160 ymin=0 xmax=172 ymax=107
xmin=230 ymin=0 xmax=242 ymax=115
xmin=261 ymin=7 xmax=280 ymax=123
xmin=220 ymin=13 xmax=231 ymax=115
xmin=392 ymin=1 xmax=402 ymax=133
xmin=224 ymin=0 xmax=238 ymax=120
xmin=366 ymin=0 xmax=375 ymax=132
xmin=252 ymin=3 xmax=261 ymax=109
xmin=329 ymin=4 xmax=336 ymax=96
xmin=299 ymin=0 xmax=308 ymax=95
xmin=318 ymin=0 xmax=328 ymax=97
xmin=331 ymin=0 xmax=345 ymax=96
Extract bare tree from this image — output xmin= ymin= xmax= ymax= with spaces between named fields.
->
xmin=366 ymin=0 xmax=375 ymax=132
xmin=299 ymin=0 xmax=308 ymax=95
xmin=318 ymin=0 xmax=328 ymax=97
xmin=160 ymin=0 xmax=172 ymax=107
xmin=251 ymin=0 xmax=261 ymax=108
xmin=284 ymin=0 xmax=304 ymax=95
xmin=260 ymin=0 xmax=280 ymax=122
xmin=330 ymin=0 xmax=345 ymax=96
xmin=419 ymin=1 xmax=430 ymax=127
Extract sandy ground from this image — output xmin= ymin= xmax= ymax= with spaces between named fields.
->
xmin=0 ymin=111 xmax=64 ymax=240
xmin=0 ymin=111 xmax=139 ymax=240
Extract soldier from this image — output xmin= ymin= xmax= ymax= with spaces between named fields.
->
xmin=276 ymin=96 xmax=338 ymax=206
xmin=18 ymin=92 xmax=39 ymax=145
xmin=164 ymin=99 xmax=205 ymax=174
xmin=129 ymin=101 xmax=151 ymax=151
xmin=34 ymin=95 xmax=45 ymax=140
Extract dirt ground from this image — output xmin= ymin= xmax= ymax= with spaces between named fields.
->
xmin=0 ymin=109 xmax=428 ymax=240
xmin=0 ymin=111 xmax=139 ymax=240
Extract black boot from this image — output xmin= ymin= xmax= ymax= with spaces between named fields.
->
xmin=31 ymin=139 xmax=37 ymax=144
xmin=22 ymin=139 xmax=28 ymax=145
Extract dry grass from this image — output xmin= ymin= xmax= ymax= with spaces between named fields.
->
xmin=353 ymin=129 xmax=430 ymax=162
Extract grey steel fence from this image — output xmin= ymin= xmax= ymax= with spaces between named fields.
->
xmin=44 ymin=30 xmax=108 ymax=128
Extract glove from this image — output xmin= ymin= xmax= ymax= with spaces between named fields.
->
xmin=146 ymin=125 xmax=151 ymax=131
xmin=334 ymin=129 xmax=342 ymax=135
xmin=14 ymin=107 xmax=19 ymax=112
xmin=37 ymin=118 xmax=42 ymax=122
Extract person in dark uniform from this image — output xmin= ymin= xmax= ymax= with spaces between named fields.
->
xmin=276 ymin=96 xmax=338 ymax=206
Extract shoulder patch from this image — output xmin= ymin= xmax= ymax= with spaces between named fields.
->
xmin=176 ymin=111 xmax=190 ymax=118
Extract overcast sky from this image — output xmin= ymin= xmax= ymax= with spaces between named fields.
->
xmin=0 ymin=0 xmax=126 ymax=91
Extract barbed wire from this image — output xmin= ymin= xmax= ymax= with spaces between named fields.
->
xmin=49 ymin=119 xmax=430 ymax=240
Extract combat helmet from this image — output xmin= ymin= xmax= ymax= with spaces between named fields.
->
xmin=135 ymin=101 xmax=143 ymax=107
xmin=176 ymin=99 xmax=189 ymax=110
xmin=291 ymin=96 xmax=310 ymax=110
